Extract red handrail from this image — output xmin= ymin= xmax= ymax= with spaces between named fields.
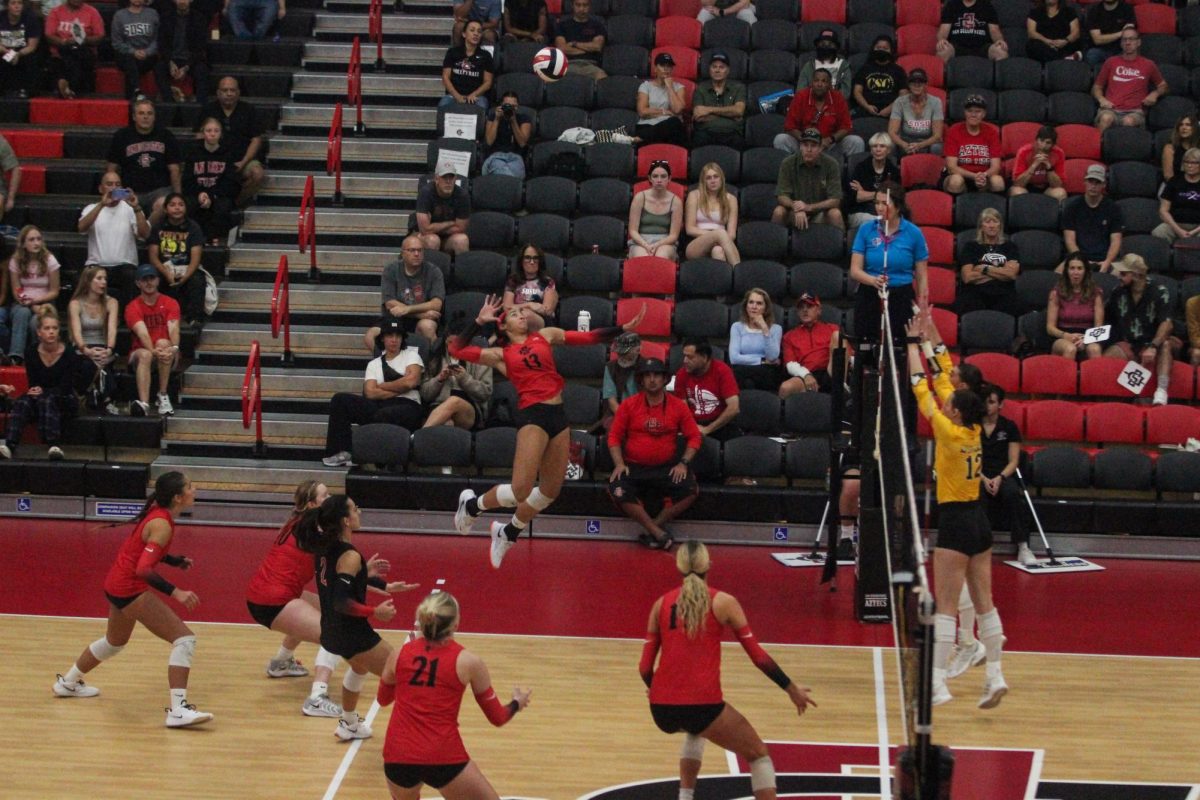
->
xmin=369 ymin=0 xmax=384 ymax=70
xmin=242 ymin=340 xmax=265 ymax=456
xmin=270 ymin=253 xmax=295 ymax=366
xmin=298 ymin=173 xmax=319 ymax=281
xmin=327 ymin=102 xmax=344 ymax=205
xmin=348 ymin=36 xmax=365 ymax=135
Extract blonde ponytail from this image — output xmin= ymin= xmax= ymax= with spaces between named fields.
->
xmin=675 ymin=541 xmax=712 ymax=639
xmin=417 ymin=591 xmax=460 ymax=643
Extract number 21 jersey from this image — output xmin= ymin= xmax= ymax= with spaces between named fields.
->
xmin=383 ymin=638 xmax=470 ymax=764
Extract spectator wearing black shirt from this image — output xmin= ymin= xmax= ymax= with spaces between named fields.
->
xmin=1085 ymin=0 xmax=1135 ymax=67
xmin=979 ymin=385 xmax=1032 ymax=565
xmin=851 ymin=36 xmax=906 ymax=120
xmin=1153 ymin=147 xmax=1200 ymax=244
xmin=554 ymin=0 xmax=607 ymax=81
xmin=1104 ymin=254 xmax=1177 ymax=406
xmin=1060 ymin=164 xmax=1122 ymax=273
xmin=147 ymin=192 xmax=207 ymax=325
xmin=105 ymin=98 xmax=183 ymax=218
xmin=183 ymin=117 xmax=239 ymax=242
xmin=845 ymin=132 xmax=899 ymax=236
xmin=483 ymin=91 xmax=532 ymax=179
xmin=441 ymin=19 xmax=494 ymax=111
xmin=502 ymin=0 xmax=547 ymax=43
xmin=414 ymin=162 xmax=471 ymax=254
xmin=1025 ymin=0 xmax=1081 ymax=63
xmin=957 ymin=208 xmax=1022 ymax=316
xmin=195 ymin=76 xmax=266 ymax=207
xmin=937 ymin=0 xmax=1007 ymax=62
xmin=0 ymin=0 xmax=41 ymax=98
xmin=157 ymin=0 xmax=210 ymax=102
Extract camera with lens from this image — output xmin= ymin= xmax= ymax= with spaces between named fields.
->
xmin=500 ymin=103 xmax=516 ymax=116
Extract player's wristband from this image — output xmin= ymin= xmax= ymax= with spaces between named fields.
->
xmin=367 ymin=575 xmax=387 ymax=590
xmin=910 ymin=372 xmax=926 ymax=386
xmin=162 ymin=553 xmax=186 ymax=567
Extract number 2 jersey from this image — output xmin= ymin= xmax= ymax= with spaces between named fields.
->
xmin=649 ymin=586 xmax=724 ymax=706
xmin=502 ymin=331 xmax=563 ymax=409
xmin=383 ymin=637 xmax=470 ymax=764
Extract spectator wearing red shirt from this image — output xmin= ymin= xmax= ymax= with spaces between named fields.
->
xmin=1092 ymin=27 xmax=1167 ymax=132
xmin=45 ymin=0 xmax=106 ymax=99
xmin=1009 ymin=125 xmax=1067 ymax=201
xmin=672 ymin=338 xmax=742 ymax=442
xmin=608 ymin=358 xmax=702 ymax=550
xmin=124 ymin=263 xmax=180 ymax=418
xmin=779 ymin=293 xmax=840 ymax=398
xmin=773 ymin=68 xmax=864 ymax=159
xmin=942 ymin=94 xmax=1005 ymax=195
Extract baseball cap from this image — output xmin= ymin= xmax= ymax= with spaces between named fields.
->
xmin=1111 ymin=255 xmax=1148 ymax=276
xmin=1084 ymin=164 xmax=1107 ymax=183
xmin=135 ymin=264 xmax=158 ymax=280
xmin=636 ymin=357 xmax=669 ymax=375
xmin=799 ymin=128 xmax=822 ymax=144
xmin=963 ymin=94 xmax=987 ymax=109
xmin=379 ymin=317 xmax=405 ymax=335
xmin=815 ymin=28 xmax=840 ymax=46
xmin=654 ymin=51 xmax=675 ymax=66
xmin=796 ymin=292 xmax=821 ymax=307
xmin=614 ymin=331 xmax=641 ymax=354
xmin=709 ymin=50 xmax=730 ymax=64
xmin=907 ymin=68 xmax=928 ymax=84
xmin=435 ymin=159 xmax=458 ymax=177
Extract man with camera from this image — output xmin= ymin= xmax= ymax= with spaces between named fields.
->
xmin=78 ymin=171 xmax=153 ymax=306
xmin=482 ymin=90 xmax=532 ymax=179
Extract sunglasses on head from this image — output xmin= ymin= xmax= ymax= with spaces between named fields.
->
xmin=650 ymin=160 xmax=670 ymax=170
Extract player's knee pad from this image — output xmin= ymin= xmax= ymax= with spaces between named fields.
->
xmin=168 ymin=635 xmax=196 ymax=668
xmin=89 ymin=637 xmax=124 ymax=662
xmin=495 ymin=484 xmax=518 ymax=508
xmin=977 ymin=609 xmax=1003 ymax=641
xmin=314 ymin=647 xmax=340 ymax=672
xmin=680 ymin=734 xmax=705 ymax=761
xmin=526 ymin=486 xmax=555 ymax=511
xmin=343 ymin=668 xmax=367 ymax=693
xmin=749 ymin=755 xmax=775 ymax=791
xmin=934 ymin=614 xmax=957 ymax=645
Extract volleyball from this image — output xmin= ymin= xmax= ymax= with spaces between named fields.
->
xmin=532 ymin=46 xmax=569 ymax=82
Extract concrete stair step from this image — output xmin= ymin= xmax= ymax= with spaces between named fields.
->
xmin=217 ymin=280 xmax=380 ymax=313
xmin=312 ymin=12 xmax=452 ymax=38
xmin=151 ymin=454 xmax=346 ymax=496
xmin=268 ymin=135 xmax=428 ymax=166
xmin=292 ymin=73 xmax=445 ymax=102
xmin=259 ymin=171 xmax=419 ymax=203
xmin=164 ymin=409 xmax=329 ymax=445
xmin=225 ymin=244 xmax=395 ymax=278
xmin=280 ymin=103 xmax=436 ymax=133
xmin=302 ymin=42 xmax=447 ymax=70
xmin=199 ymin=322 xmax=371 ymax=356
xmin=241 ymin=207 xmax=410 ymax=235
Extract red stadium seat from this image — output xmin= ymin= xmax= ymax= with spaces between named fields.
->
xmin=649 ymin=46 xmax=699 ymax=80
xmin=1063 ymin=159 xmax=1103 ymax=195
xmin=640 ymin=341 xmax=669 ymax=360
xmin=897 ymin=24 xmax=938 ymax=56
xmin=1000 ymin=398 xmax=1026 ymax=431
xmin=1133 ymin=4 xmax=1175 ymax=35
xmin=1080 ymin=358 xmax=1152 ymax=399
xmin=623 ymin=256 xmax=678 ymax=295
xmin=78 ymin=99 xmax=132 ymax=127
xmin=897 ymin=54 xmax=943 ymax=88
xmin=1167 ymin=361 xmax=1197 ymax=401
xmin=1021 ymin=354 xmax=1079 ymax=395
xmin=28 ymin=98 xmax=81 ymax=125
xmin=1056 ymin=124 xmax=1101 ymax=160
xmin=0 ymin=130 xmax=64 ymax=159
xmin=901 ymin=153 xmax=946 ymax=189
xmin=637 ymin=143 xmax=688 ymax=179
xmin=674 ymin=76 xmax=696 ymax=109
xmin=1000 ymin=122 xmax=1040 ymax=158
xmin=801 ymin=0 xmax=846 ymax=24
xmin=927 ymin=265 xmax=957 ymax=306
xmin=94 ymin=67 xmax=124 ymax=96
xmin=1025 ymin=399 xmax=1085 ymax=442
xmin=896 ymin=0 xmax=940 ymax=27
xmin=908 ymin=189 xmax=952 ymax=227
xmin=632 ymin=178 xmax=686 ymax=201
xmin=545 ymin=0 xmax=561 ymax=13
xmin=1085 ymin=403 xmax=1145 ymax=444
xmin=931 ymin=307 xmax=958 ymax=347
xmin=0 ymin=366 xmax=28 ymax=396
xmin=659 ymin=0 xmax=700 ymax=17
xmin=921 ymin=226 xmax=955 ymax=268
xmin=619 ymin=297 xmax=672 ymax=338
xmin=1146 ymin=405 xmax=1200 ymax=445
xmin=966 ymin=352 xmax=1019 ymax=393
xmin=18 ymin=164 xmax=45 ymax=194
xmin=655 ymin=16 xmax=701 ymax=49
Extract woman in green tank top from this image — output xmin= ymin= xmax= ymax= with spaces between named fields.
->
xmin=628 ymin=160 xmax=684 ymax=261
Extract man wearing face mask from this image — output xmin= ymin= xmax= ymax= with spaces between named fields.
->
xmin=797 ymin=28 xmax=852 ymax=97
xmin=851 ymin=35 xmax=907 ymax=119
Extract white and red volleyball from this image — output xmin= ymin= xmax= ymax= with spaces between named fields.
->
xmin=532 ymin=46 xmax=569 ymax=82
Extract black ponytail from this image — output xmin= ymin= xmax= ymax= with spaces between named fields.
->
xmin=118 ymin=470 xmax=188 ymax=528
xmin=294 ymin=494 xmax=353 ymax=554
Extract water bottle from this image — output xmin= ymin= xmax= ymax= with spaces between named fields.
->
xmin=577 ymin=310 xmax=591 ymax=332
xmin=591 ymin=244 xmax=599 ymax=255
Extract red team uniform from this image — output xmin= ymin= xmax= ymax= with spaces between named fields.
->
xmin=649 ymin=586 xmax=724 ymax=706
xmin=383 ymin=638 xmax=472 ymax=766
xmin=501 ymin=332 xmax=564 ymax=408
xmin=246 ymin=518 xmax=314 ymax=627
xmin=103 ymin=507 xmax=175 ymax=602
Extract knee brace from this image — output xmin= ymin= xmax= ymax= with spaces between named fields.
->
xmin=934 ymin=613 xmax=957 ymax=645
xmin=977 ymin=609 xmax=1003 ymax=642
xmin=680 ymin=734 xmax=705 ymax=761
xmin=343 ymin=669 xmax=367 ymax=693
xmin=89 ymin=637 xmax=125 ymax=662
xmin=168 ymin=635 xmax=196 ymax=668
xmin=495 ymin=484 xmax=518 ymax=508
xmin=749 ymin=755 xmax=776 ymax=791
xmin=526 ymin=486 xmax=555 ymax=511
xmin=314 ymin=647 xmax=341 ymax=672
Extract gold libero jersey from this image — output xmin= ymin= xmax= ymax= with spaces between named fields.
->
xmin=914 ymin=352 xmax=982 ymax=505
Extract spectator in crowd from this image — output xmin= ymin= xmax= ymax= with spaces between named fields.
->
xmin=482 ymin=91 xmax=532 ymax=179
xmin=888 ymin=68 xmax=944 ymax=156
xmin=1153 ymin=148 xmax=1200 ymax=244
xmin=365 ymin=234 xmax=445 ymax=350
xmin=78 ymin=171 xmax=152 ymax=305
xmin=0 ymin=312 xmax=95 ymax=461
xmin=441 ymin=19 xmax=494 ymax=110
xmin=957 ymin=208 xmax=1022 ymax=316
xmin=157 ymin=0 xmax=210 ymax=102
xmin=684 ymin=162 xmax=741 ymax=265
xmin=942 ymin=94 xmax=1005 ymax=195
xmin=0 ymin=132 xmax=19 ymax=223
xmin=846 ymin=132 xmax=900 ymax=236
xmin=1104 ymin=254 xmax=1177 ymax=406
xmin=608 ymin=357 xmax=701 ymax=550
xmin=419 ymin=334 xmax=493 ymax=431
xmin=0 ymin=0 xmax=41 ymax=99
xmin=225 ymin=0 xmax=285 ymax=42
xmin=1061 ymin=164 xmax=1122 ymax=272
xmin=183 ymin=118 xmax=239 ymax=242
xmin=554 ymin=0 xmax=607 ymax=81
xmin=147 ymin=192 xmax=207 ymax=326
xmin=691 ymin=52 xmax=746 ymax=150
xmin=1009 ymin=124 xmax=1067 ymax=201
xmin=798 ymin=28 xmax=852 ymax=97
xmin=851 ymin=35 xmax=906 ymax=120
xmin=195 ymin=76 xmax=267 ymax=208
xmin=1093 ymin=28 xmax=1167 ymax=132
xmin=111 ymin=0 xmax=165 ymax=100
xmin=1026 ymin=0 xmax=1082 ymax=63
xmin=1084 ymin=0 xmax=1135 ymax=67
xmin=628 ymin=160 xmax=683 ymax=260
xmin=45 ymin=0 xmax=105 ymax=99
xmin=414 ymin=161 xmax=471 ymax=255
xmin=502 ymin=243 xmax=558 ymax=332
xmin=850 ymin=182 xmax=929 ymax=343
xmin=502 ymin=0 xmax=547 ymax=43
xmin=124 ymin=263 xmax=181 ymax=417
xmin=67 ymin=265 xmax=120 ymax=413
xmin=601 ymin=331 xmax=641 ymax=430
xmin=772 ymin=128 xmax=845 ymax=231
xmin=937 ymin=0 xmax=1008 ymax=62
xmin=1046 ymin=251 xmax=1104 ymax=361
xmin=106 ymin=98 xmax=183 ymax=218
xmin=452 ymin=0 xmax=500 ymax=46
xmin=775 ymin=68 xmax=863 ymax=158
xmin=323 ymin=318 xmax=424 ymax=466
xmin=728 ymin=288 xmax=783 ymax=392
xmin=698 ymin=0 xmax=755 ymax=24
xmin=5 ymin=225 xmax=60 ymax=367
xmin=636 ymin=52 xmax=687 ymax=146
xmin=979 ymin=384 xmax=1033 ymax=565
xmin=1187 ymin=293 xmax=1200 ymax=366
xmin=779 ymin=292 xmax=839 ymax=397
xmin=1162 ymin=114 xmax=1199 ymax=182
xmin=673 ymin=337 xmax=741 ymax=441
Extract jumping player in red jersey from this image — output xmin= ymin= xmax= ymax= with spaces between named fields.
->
xmin=449 ymin=295 xmax=646 ymax=568
xmin=378 ymin=591 xmax=531 ymax=799
xmin=295 ymin=494 xmax=419 ymax=741
xmin=53 ymin=471 xmax=214 ymax=728
xmin=640 ymin=541 xmax=816 ymax=800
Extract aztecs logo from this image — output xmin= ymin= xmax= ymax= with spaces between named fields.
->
xmin=685 ymin=386 xmax=722 ymax=419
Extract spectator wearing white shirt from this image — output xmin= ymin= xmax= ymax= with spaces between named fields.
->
xmin=77 ymin=171 xmax=152 ymax=306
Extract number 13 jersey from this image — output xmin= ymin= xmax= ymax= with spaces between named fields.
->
xmin=503 ymin=331 xmax=564 ymax=409
xmin=384 ymin=638 xmax=470 ymax=764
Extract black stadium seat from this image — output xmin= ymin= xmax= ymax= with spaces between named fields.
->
xmin=524 ymin=175 xmax=578 ymax=215
xmin=578 ymin=177 xmax=631 ymax=217
xmin=545 ymin=74 xmax=598 ymax=110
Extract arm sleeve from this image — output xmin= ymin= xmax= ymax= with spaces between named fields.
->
xmin=728 ymin=324 xmax=749 ymax=365
xmin=765 ymin=325 xmax=782 ymax=362
xmin=447 ymin=339 xmax=484 ymax=363
xmin=562 ymin=327 xmax=621 ymax=345
xmin=932 ymin=351 xmax=955 ymax=402
xmin=912 ymin=377 xmax=937 ymax=420
xmin=111 ymin=13 xmax=132 ymax=54
xmin=161 ymin=553 xmax=187 ymax=567
xmin=377 ymin=679 xmax=396 ymax=706
xmin=367 ymin=575 xmax=387 ymax=590
xmin=735 ymin=625 xmax=792 ymax=690
xmin=474 ymin=687 xmax=518 ymax=726
xmin=135 ymin=541 xmax=177 ymax=596
xmin=332 ymin=573 xmax=374 ymax=618
xmin=638 ymin=630 xmax=661 ymax=688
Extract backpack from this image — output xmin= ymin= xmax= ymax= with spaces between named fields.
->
xmin=546 ymin=150 xmax=587 ymax=182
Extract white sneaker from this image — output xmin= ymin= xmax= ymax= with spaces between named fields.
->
xmin=946 ymin=639 xmax=986 ymax=679
xmin=302 ymin=693 xmax=343 ymax=718
xmin=455 ymin=488 xmax=477 ymax=534
xmin=0 ymin=442 xmax=11 ymax=459
xmin=978 ymin=674 xmax=1009 ymax=709
xmin=130 ymin=399 xmax=150 ymax=417
xmin=104 ymin=402 xmax=120 ymax=416
xmin=48 ymin=446 xmax=64 ymax=461
xmin=1153 ymin=387 xmax=1168 ymax=406
xmin=931 ymin=679 xmax=953 ymax=706
xmin=322 ymin=451 xmax=354 ymax=467
xmin=489 ymin=521 xmax=513 ymax=570
xmin=157 ymin=393 xmax=174 ymax=416
xmin=335 ymin=715 xmax=372 ymax=740
xmin=266 ymin=656 xmax=309 ymax=678
xmin=1017 ymin=544 xmax=1036 ymax=566
xmin=165 ymin=702 xmax=214 ymax=727
xmin=53 ymin=674 xmax=99 ymax=698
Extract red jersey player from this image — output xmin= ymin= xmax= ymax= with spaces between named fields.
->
xmin=449 ymin=294 xmax=645 ymax=568
xmin=640 ymin=541 xmax=816 ymax=800
xmin=378 ymin=591 xmax=531 ymax=799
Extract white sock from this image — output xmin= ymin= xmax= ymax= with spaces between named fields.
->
xmin=986 ymin=661 xmax=1004 ymax=679
xmin=679 ymin=789 xmax=695 ymax=800
xmin=170 ymin=688 xmax=188 ymax=710
xmin=158 ymin=391 xmax=170 ymax=400
xmin=63 ymin=665 xmax=85 ymax=684
xmin=933 ymin=613 xmax=957 ymax=672
xmin=978 ymin=609 xmax=1005 ymax=664
xmin=310 ymin=680 xmax=329 ymax=699
xmin=839 ymin=524 xmax=854 ymax=542
xmin=274 ymin=645 xmax=295 ymax=662
xmin=341 ymin=709 xmax=358 ymax=725
xmin=958 ymin=585 xmax=976 ymax=646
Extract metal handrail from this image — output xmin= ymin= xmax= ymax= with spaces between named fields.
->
xmin=369 ymin=0 xmax=384 ymax=70
xmin=298 ymin=174 xmax=320 ymax=282
xmin=241 ymin=340 xmax=265 ymax=456
xmin=327 ymin=102 xmax=344 ymax=205
xmin=348 ymin=36 xmax=365 ymax=136
xmin=270 ymin=253 xmax=295 ymax=367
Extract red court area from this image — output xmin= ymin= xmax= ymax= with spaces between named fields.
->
xmin=4 ymin=519 xmax=1200 ymax=658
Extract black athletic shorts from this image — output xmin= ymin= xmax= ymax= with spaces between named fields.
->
xmin=321 ymin=619 xmax=382 ymax=660
xmin=609 ymin=463 xmax=698 ymax=505
xmin=105 ymin=591 xmax=143 ymax=610
xmin=384 ymin=761 xmax=469 ymax=789
xmin=650 ymin=702 xmax=726 ymax=735
xmin=935 ymin=500 xmax=993 ymax=557
xmin=514 ymin=402 xmax=569 ymax=438
xmin=247 ymin=600 xmax=285 ymax=630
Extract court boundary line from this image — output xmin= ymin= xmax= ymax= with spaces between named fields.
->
xmin=321 ymin=700 xmax=381 ymax=800
xmin=1024 ymin=748 xmax=1044 ymax=800
xmin=873 ymin=647 xmax=891 ymax=800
